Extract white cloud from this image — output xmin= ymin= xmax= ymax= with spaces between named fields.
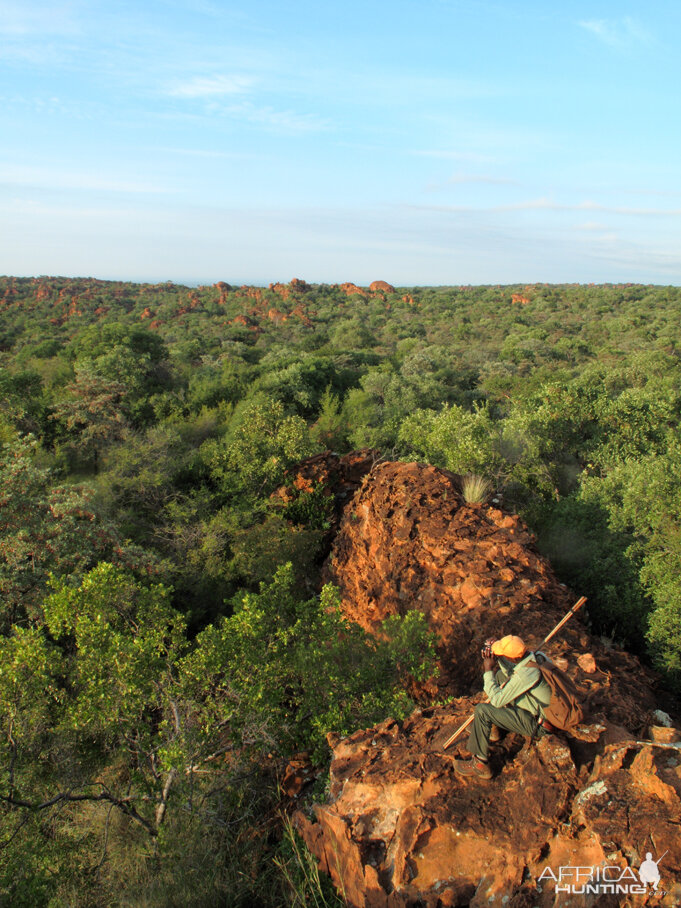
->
xmin=153 ymin=146 xmax=256 ymax=160
xmin=164 ymin=74 xmax=328 ymax=132
xmin=424 ymin=172 xmax=517 ymax=193
xmin=167 ymin=74 xmax=255 ymax=98
xmin=409 ymin=149 xmax=497 ymax=164
xmin=411 ymin=198 xmax=681 ymax=217
xmin=575 ymin=221 xmax=608 ymax=231
xmin=0 ymin=0 xmax=81 ymax=37
xmin=219 ymin=101 xmax=331 ymax=133
xmin=0 ymin=164 xmax=169 ymax=195
xmin=579 ymin=17 xmax=652 ymax=48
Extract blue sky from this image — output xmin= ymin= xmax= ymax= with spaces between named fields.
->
xmin=1 ymin=0 xmax=680 ymax=285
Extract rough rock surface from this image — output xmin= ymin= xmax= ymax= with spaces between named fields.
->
xmin=296 ymin=709 xmax=681 ymax=906
xmin=323 ymin=461 xmax=658 ymax=719
xmin=340 ymin=282 xmax=368 ymax=297
xmin=273 ymin=449 xmax=378 ymax=536
xmin=296 ymin=460 xmax=681 ymax=906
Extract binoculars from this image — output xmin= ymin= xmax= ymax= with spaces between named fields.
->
xmin=481 ymin=638 xmax=496 ymax=659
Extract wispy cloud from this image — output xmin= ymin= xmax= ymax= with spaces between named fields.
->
xmin=492 ymin=198 xmax=681 ymax=217
xmin=164 ymin=72 xmax=330 ymax=132
xmin=0 ymin=0 xmax=81 ymax=37
xmin=425 ymin=172 xmax=517 ymax=193
xmin=220 ymin=101 xmax=331 ymax=133
xmin=579 ymin=17 xmax=652 ymax=48
xmin=167 ymin=74 xmax=255 ymax=98
xmin=412 ymin=198 xmax=681 ymax=217
xmin=0 ymin=164 xmax=170 ymax=195
xmin=410 ymin=149 xmax=496 ymax=163
xmin=153 ymin=146 xmax=258 ymax=160
xmin=575 ymin=221 xmax=608 ymax=232
xmin=529 ymin=199 xmax=681 ymax=217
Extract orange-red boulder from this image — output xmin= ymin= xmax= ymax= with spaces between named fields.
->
xmin=340 ymin=282 xmax=367 ymax=297
xmin=289 ymin=278 xmax=311 ymax=293
xmin=273 ymin=450 xmax=378 ymax=537
xmin=324 ymin=461 xmax=655 ymax=711
xmin=295 ymin=459 xmax=681 ymax=906
xmin=296 ymin=709 xmax=681 ymax=906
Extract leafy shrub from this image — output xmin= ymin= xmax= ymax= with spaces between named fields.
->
xmin=180 ymin=564 xmax=438 ymax=761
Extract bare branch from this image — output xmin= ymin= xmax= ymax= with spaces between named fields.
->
xmin=96 ymin=802 xmax=115 ymax=877
xmin=0 ymin=788 xmax=157 ymax=838
xmin=155 ymin=769 xmax=177 ymax=828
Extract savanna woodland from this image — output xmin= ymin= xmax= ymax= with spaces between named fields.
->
xmin=1 ymin=275 xmax=681 ymax=906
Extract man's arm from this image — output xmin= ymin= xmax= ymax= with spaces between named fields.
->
xmin=483 ymin=665 xmax=540 ymax=708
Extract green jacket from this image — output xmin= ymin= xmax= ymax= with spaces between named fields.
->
xmin=483 ymin=651 xmax=552 ymax=717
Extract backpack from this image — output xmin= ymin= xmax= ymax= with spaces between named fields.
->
xmin=527 ymin=652 xmax=584 ymax=732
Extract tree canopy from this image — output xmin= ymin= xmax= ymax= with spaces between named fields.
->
xmin=2 ymin=275 xmax=681 ymax=903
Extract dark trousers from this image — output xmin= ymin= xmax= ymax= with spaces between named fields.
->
xmin=467 ymin=702 xmax=543 ymax=761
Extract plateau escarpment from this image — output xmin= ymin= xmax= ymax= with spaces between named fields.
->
xmin=286 ymin=459 xmax=681 ymax=907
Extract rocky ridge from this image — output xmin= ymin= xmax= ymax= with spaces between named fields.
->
xmin=272 ymin=449 xmax=378 ymax=541
xmin=291 ymin=459 xmax=681 ymax=907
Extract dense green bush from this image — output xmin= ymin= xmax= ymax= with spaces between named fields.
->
xmin=3 ymin=276 xmax=681 ymax=903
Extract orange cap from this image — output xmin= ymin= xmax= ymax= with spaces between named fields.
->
xmin=491 ymin=635 xmax=526 ymax=659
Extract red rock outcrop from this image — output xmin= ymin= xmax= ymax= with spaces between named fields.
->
xmin=269 ymin=282 xmax=291 ymax=300
xmin=340 ymin=282 xmax=367 ymax=297
xmin=215 ymin=281 xmax=231 ymax=305
xmin=290 ymin=304 xmax=313 ymax=326
xmin=296 ymin=710 xmax=681 ymax=907
xmin=231 ymin=314 xmax=256 ymax=328
xmin=0 ymin=278 xmax=15 ymax=308
xmin=370 ymin=280 xmax=395 ymax=293
xmin=273 ymin=450 xmax=378 ymax=537
xmin=35 ymin=281 xmax=52 ymax=303
xmin=67 ymin=297 xmax=82 ymax=318
xmin=325 ymin=461 xmax=644 ymax=703
xmin=296 ymin=460 xmax=681 ymax=906
xmin=242 ymin=286 xmax=264 ymax=303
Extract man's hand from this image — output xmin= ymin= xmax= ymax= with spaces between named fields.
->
xmin=482 ymin=656 xmax=495 ymax=673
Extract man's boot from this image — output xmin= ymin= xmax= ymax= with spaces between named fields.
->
xmin=452 ymin=756 xmax=493 ymax=780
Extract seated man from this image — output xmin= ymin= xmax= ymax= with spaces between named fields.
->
xmin=453 ymin=634 xmax=552 ymax=780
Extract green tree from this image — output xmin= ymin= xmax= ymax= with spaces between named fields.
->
xmin=311 ymin=385 xmax=348 ymax=450
xmin=205 ymin=396 xmax=315 ymax=496
xmin=1 ymin=566 xmax=185 ymax=837
xmin=50 ymin=364 xmax=128 ymax=473
xmin=579 ymin=439 xmax=681 ymax=680
xmin=68 ymin=323 xmax=170 ymax=425
xmin=0 ymin=437 xmax=157 ymax=628
xmin=180 ymin=563 xmax=437 ymax=760
xmin=399 ymin=402 xmax=504 ymax=477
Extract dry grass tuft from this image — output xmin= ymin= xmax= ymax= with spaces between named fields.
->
xmin=461 ymin=473 xmax=492 ymax=504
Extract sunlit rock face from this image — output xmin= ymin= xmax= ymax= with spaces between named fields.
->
xmin=294 ymin=460 xmax=680 ymax=907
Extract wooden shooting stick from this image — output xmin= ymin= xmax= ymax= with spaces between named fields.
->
xmin=442 ymin=595 xmax=587 ymax=751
